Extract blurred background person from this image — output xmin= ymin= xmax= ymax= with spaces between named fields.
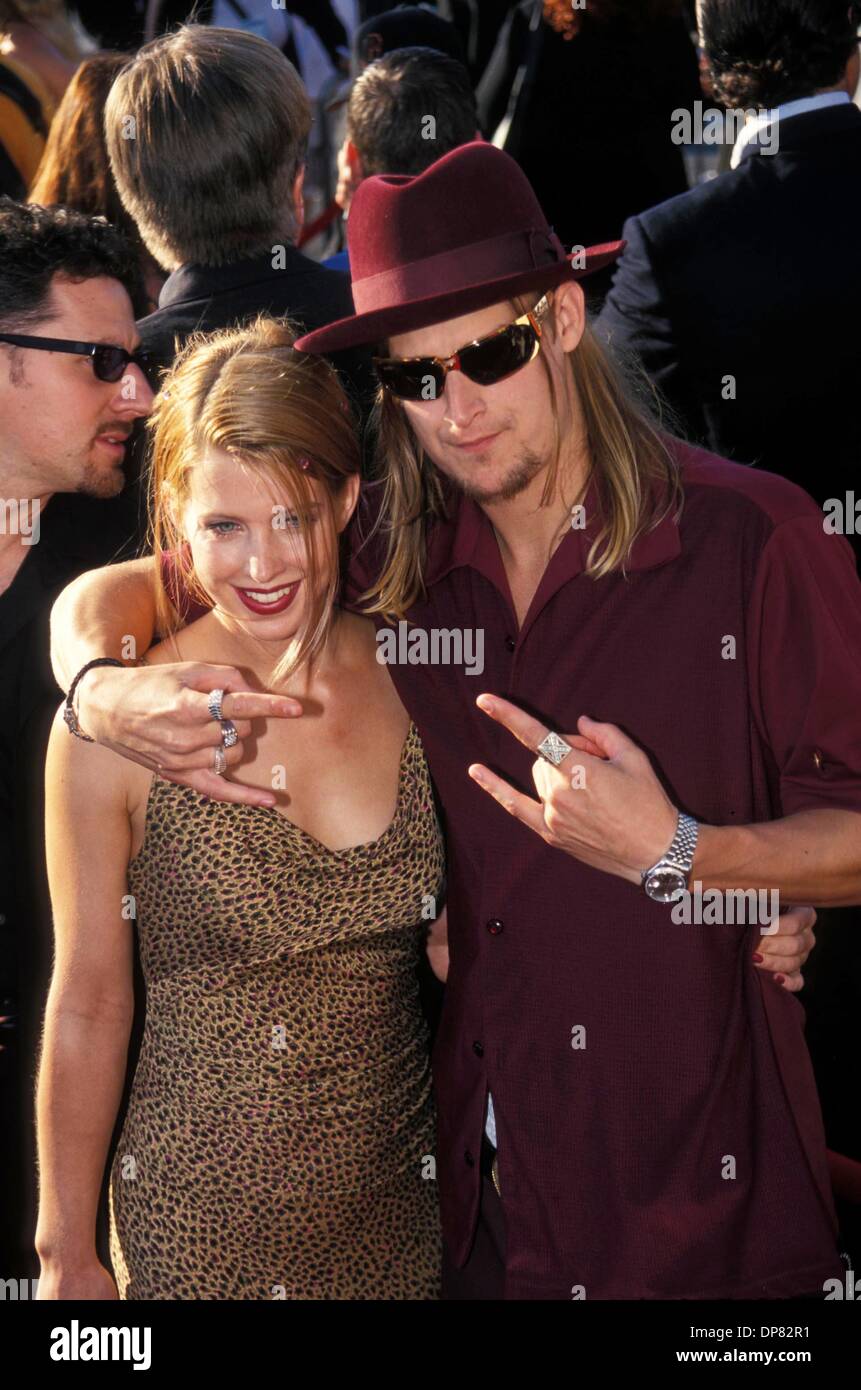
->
xmin=28 ymin=52 xmax=165 ymax=316
xmin=327 ymin=44 xmax=479 ymax=273
xmin=104 ymin=24 xmax=371 ymax=406
xmin=308 ymin=4 xmax=468 ymax=262
xmin=477 ymin=0 xmax=701 ymax=304
xmin=596 ymin=0 xmax=861 ymax=545
xmin=0 ymin=0 xmax=89 ymax=197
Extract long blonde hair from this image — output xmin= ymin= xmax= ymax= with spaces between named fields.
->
xmin=359 ymin=291 xmax=684 ymax=621
xmin=147 ymin=316 xmax=361 ymax=686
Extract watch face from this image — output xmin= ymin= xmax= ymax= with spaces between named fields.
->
xmin=645 ymin=868 xmax=687 ymax=903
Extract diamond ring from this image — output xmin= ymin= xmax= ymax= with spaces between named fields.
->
xmin=208 ymin=688 xmax=225 ymax=722
xmin=220 ymin=719 xmax=238 ymax=749
xmin=536 ymin=730 xmax=573 ymax=766
xmin=213 ymin=745 xmax=227 ymax=775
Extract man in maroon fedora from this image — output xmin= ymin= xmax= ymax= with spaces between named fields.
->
xmin=49 ymin=142 xmax=861 ymax=1300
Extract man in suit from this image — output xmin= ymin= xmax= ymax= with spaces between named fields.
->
xmin=103 ymin=24 xmax=373 ymax=415
xmin=596 ymin=0 xmax=861 ymax=555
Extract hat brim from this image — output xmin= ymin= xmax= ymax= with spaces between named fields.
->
xmin=294 ymin=241 xmax=625 ymax=355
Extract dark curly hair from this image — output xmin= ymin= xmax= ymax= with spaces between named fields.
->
xmin=0 ymin=197 xmax=140 ymax=334
xmin=699 ymin=0 xmax=861 ymax=109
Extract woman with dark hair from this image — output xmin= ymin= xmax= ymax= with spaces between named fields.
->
xmin=28 ymin=52 xmax=164 ymax=316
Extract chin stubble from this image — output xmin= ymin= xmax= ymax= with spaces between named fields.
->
xmin=456 ymin=448 xmax=547 ymax=504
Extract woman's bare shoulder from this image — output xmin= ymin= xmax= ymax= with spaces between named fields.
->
xmin=140 ymin=614 xmax=218 ymax=668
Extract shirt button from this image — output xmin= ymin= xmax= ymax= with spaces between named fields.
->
xmin=505 ymin=635 xmax=516 ymax=652
xmin=464 ymin=1149 xmax=475 ymax=1167
xmin=472 ymin=1040 xmax=484 ymax=1057
xmin=486 ymin=918 xmax=504 ymax=935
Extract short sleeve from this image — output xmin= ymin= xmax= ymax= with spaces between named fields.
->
xmin=747 ymin=515 xmax=861 ymax=816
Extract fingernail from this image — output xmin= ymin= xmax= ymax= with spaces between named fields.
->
xmin=476 ymin=695 xmax=493 ymax=712
xmin=774 ymin=973 xmax=786 ymax=985
xmin=751 ymin=952 xmax=764 ymax=963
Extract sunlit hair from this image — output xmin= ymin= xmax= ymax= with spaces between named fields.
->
xmin=105 ymin=24 xmax=311 ymax=270
xmin=359 ymin=287 xmax=683 ymax=621
xmin=28 ymin=53 xmax=153 ymax=316
xmin=147 ymin=316 xmax=361 ymax=687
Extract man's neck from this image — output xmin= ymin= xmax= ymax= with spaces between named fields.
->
xmin=478 ymin=445 xmax=592 ymax=628
xmin=481 ymin=448 xmax=591 ymax=574
xmin=0 ymin=467 xmax=53 ymax=590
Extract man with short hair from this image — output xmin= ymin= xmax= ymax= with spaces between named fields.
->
xmin=104 ymin=24 xmax=373 ymax=408
xmin=328 ymin=44 xmax=480 ymax=272
xmin=0 ymin=197 xmax=153 ymax=1277
xmin=48 ymin=143 xmax=859 ymax=1300
xmin=596 ymin=0 xmax=861 ymax=545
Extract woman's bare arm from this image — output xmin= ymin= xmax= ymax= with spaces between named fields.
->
xmin=49 ymin=557 xmax=302 ymax=806
xmin=35 ymin=707 xmax=138 ymax=1297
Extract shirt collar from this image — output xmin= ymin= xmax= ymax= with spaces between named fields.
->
xmin=730 ymin=90 xmax=852 ymax=169
xmin=424 ymin=468 xmax=681 ymax=594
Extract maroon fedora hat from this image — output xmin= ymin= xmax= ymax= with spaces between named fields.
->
xmin=293 ymin=141 xmax=624 ymax=355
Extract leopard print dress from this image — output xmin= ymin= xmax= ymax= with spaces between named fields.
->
xmin=108 ymin=721 xmax=445 ymax=1300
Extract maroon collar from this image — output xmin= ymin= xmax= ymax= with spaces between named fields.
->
xmin=424 ymin=467 xmax=682 ymax=595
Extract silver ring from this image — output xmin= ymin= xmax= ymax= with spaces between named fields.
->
xmin=220 ymin=719 xmax=238 ymax=748
xmin=536 ymin=731 xmax=573 ymax=766
xmin=213 ymin=745 xmax=226 ymax=775
xmin=208 ymin=688 xmax=225 ymax=723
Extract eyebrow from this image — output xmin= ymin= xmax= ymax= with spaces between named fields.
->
xmin=92 ymin=336 xmax=143 ymax=353
xmin=197 ymin=502 xmax=322 ymax=521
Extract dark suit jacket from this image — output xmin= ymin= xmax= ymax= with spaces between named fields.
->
xmin=138 ymin=246 xmax=373 ymax=408
xmin=596 ymin=101 xmax=861 ymax=547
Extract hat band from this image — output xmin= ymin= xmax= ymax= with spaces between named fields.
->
xmin=351 ymin=227 xmax=567 ymax=314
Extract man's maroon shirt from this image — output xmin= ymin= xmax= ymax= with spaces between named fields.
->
xmin=165 ymin=439 xmax=861 ymax=1298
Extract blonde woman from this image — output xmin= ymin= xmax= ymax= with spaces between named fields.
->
xmin=35 ymin=319 xmax=446 ymax=1300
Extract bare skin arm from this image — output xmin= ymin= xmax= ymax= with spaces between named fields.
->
xmin=49 ymin=556 xmax=302 ymax=806
xmin=35 ymin=707 xmax=137 ymax=1298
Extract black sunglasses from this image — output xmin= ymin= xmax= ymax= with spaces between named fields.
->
xmin=372 ymin=296 xmax=550 ymax=401
xmin=0 ymin=333 xmax=152 ymax=383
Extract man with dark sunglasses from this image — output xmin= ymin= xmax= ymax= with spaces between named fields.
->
xmin=46 ymin=143 xmax=861 ymax=1303
xmin=0 ymin=198 xmax=153 ymax=1283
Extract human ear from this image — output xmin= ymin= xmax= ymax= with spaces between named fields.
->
xmin=335 ymin=472 xmax=361 ymax=533
xmin=548 ymin=280 xmax=586 ymax=354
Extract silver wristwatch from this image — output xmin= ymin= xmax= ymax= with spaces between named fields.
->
xmin=641 ymin=812 xmax=698 ymax=902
